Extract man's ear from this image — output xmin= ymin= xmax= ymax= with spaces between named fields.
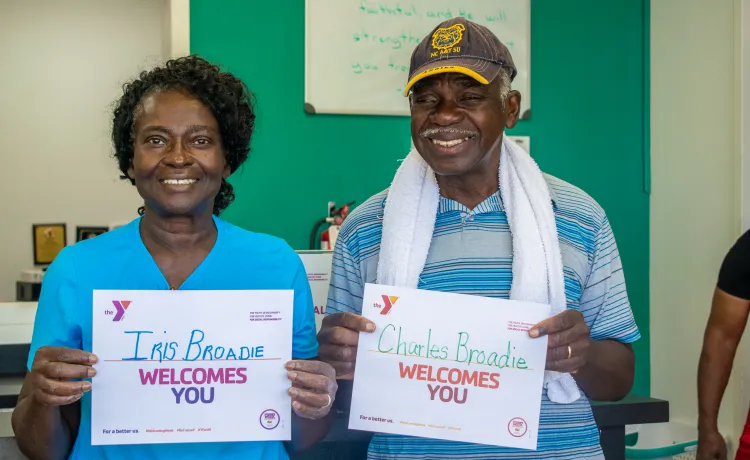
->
xmin=505 ymin=91 xmax=521 ymax=129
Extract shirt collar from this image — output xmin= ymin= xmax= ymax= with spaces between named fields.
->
xmin=438 ymin=191 xmax=503 ymax=215
xmin=437 ymin=189 xmax=559 ymax=215
xmin=547 ymin=182 xmax=560 ymax=210
xmin=381 ymin=176 xmax=560 ymax=215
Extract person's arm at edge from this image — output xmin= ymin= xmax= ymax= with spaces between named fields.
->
xmin=698 ymin=288 xmax=750 ymax=435
xmin=11 ymin=248 xmax=81 ymax=460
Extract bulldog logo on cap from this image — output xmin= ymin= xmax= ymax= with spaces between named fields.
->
xmin=403 ymin=18 xmax=517 ymax=96
xmin=430 ymin=23 xmax=466 ymax=56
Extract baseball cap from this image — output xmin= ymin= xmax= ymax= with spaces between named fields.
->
xmin=403 ymin=17 xmax=517 ymax=97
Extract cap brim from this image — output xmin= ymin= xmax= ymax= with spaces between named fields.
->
xmin=403 ymin=58 xmax=502 ymax=97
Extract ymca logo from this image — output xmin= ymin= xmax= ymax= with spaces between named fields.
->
xmin=108 ymin=300 xmax=131 ymax=321
xmin=374 ymin=295 xmax=399 ymax=315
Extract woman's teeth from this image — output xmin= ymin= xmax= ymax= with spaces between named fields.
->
xmin=162 ymin=179 xmax=197 ymax=185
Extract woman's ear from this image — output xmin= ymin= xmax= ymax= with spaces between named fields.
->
xmin=127 ymin=161 xmax=135 ymax=182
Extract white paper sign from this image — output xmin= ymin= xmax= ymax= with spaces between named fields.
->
xmin=91 ymin=290 xmax=293 ymax=445
xmin=297 ymin=250 xmax=333 ymax=331
xmin=349 ymin=284 xmax=551 ymax=450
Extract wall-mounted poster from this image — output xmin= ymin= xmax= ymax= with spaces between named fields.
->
xmin=32 ymin=223 xmax=66 ymax=265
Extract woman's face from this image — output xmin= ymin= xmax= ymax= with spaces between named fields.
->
xmin=128 ymin=88 xmax=229 ymax=217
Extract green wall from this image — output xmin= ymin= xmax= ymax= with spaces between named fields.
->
xmin=191 ymin=0 xmax=650 ymax=396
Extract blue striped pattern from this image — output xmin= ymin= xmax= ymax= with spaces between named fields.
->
xmin=326 ymin=174 xmax=640 ymax=460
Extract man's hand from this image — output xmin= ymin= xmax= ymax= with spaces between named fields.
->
xmin=317 ymin=312 xmax=375 ymax=379
xmin=28 ymin=346 xmax=98 ymax=406
xmin=697 ymin=429 xmax=727 ymax=460
xmin=286 ymin=360 xmax=338 ymax=420
xmin=529 ymin=310 xmax=591 ymax=373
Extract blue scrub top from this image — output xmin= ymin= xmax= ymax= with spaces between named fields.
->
xmin=27 ymin=215 xmax=318 ymax=460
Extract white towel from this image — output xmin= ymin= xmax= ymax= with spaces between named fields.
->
xmin=377 ymin=133 xmax=581 ymax=404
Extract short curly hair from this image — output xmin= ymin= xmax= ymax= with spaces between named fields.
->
xmin=112 ymin=54 xmax=255 ymax=216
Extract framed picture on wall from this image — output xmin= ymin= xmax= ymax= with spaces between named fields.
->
xmin=76 ymin=226 xmax=108 ymax=242
xmin=32 ymin=223 xmax=67 ymax=265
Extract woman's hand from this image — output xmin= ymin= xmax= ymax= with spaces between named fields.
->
xmin=286 ymin=360 xmax=337 ymax=420
xmin=28 ymin=346 xmax=98 ymax=406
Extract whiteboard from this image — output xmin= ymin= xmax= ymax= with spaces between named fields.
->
xmin=305 ymin=0 xmax=530 ymax=118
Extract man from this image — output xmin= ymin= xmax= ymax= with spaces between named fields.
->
xmin=697 ymin=230 xmax=750 ymax=460
xmin=318 ymin=17 xmax=640 ymax=459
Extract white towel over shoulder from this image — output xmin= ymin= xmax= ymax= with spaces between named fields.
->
xmin=376 ymin=134 xmax=581 ymax=404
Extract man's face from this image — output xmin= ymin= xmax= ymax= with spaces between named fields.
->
xmin=410 ymin=72 xmax=520 ymax=176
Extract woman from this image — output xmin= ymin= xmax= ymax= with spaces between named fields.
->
xmin=11 ymin=55 xmax=336 ymax=459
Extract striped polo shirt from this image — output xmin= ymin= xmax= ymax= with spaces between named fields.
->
xmin=326 ymin=173 xmax=640 ymax=460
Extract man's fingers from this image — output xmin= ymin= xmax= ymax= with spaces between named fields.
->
xmin=327 ymin=361 xmax=355 ymax=379
xmin=318 ymin=343 xmax=357 ymax=362
xmin=547 ymin=343 xmax=574 ymax=363
xmin=338 ymin=312 xmax=376 ymax=332
xmin=547 ymin=342 xmax=589 ymax=363
xmin=322 ymin=312 xmax=375 ymax=333
xmin=317 ymin=326 xmax=361 ymax=347
xmin=529 ymin=318 xmax=555 ymax=338
xmin=42 ymin=362 xmax=96 ymax=380
xmin=546 ymin=321 xmax=589 ymax=349
xmin=530 ymin=311 xmax=583 ymax=338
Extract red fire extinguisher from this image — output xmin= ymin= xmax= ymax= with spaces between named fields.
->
xmin=310 ymin=201 xmax=355 ymax=250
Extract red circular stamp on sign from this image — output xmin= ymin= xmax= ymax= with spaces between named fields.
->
xmin=508 ymin=417 xmax=527 ymax=437
xmin=260 ymin=409 xmax=280 ymax=430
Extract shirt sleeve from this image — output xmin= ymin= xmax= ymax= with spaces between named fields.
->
xmin=288 ymin=250 xmax=319 ymax=359
xmin=27 ymin=247 xmax=82 ymax=370
xmin=579 ymin=216 xmax=641 ymax=343
xmin=326 ymin=236 xmax=365 ymax=316
xmin=717 ymin=230 xmax=750 ymax=300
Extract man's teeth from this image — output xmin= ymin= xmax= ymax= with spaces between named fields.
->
xmin=162 ymin=179 xmax=197 ymax=185
xmin=432 ymin=138 xmax=471 ymax=147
